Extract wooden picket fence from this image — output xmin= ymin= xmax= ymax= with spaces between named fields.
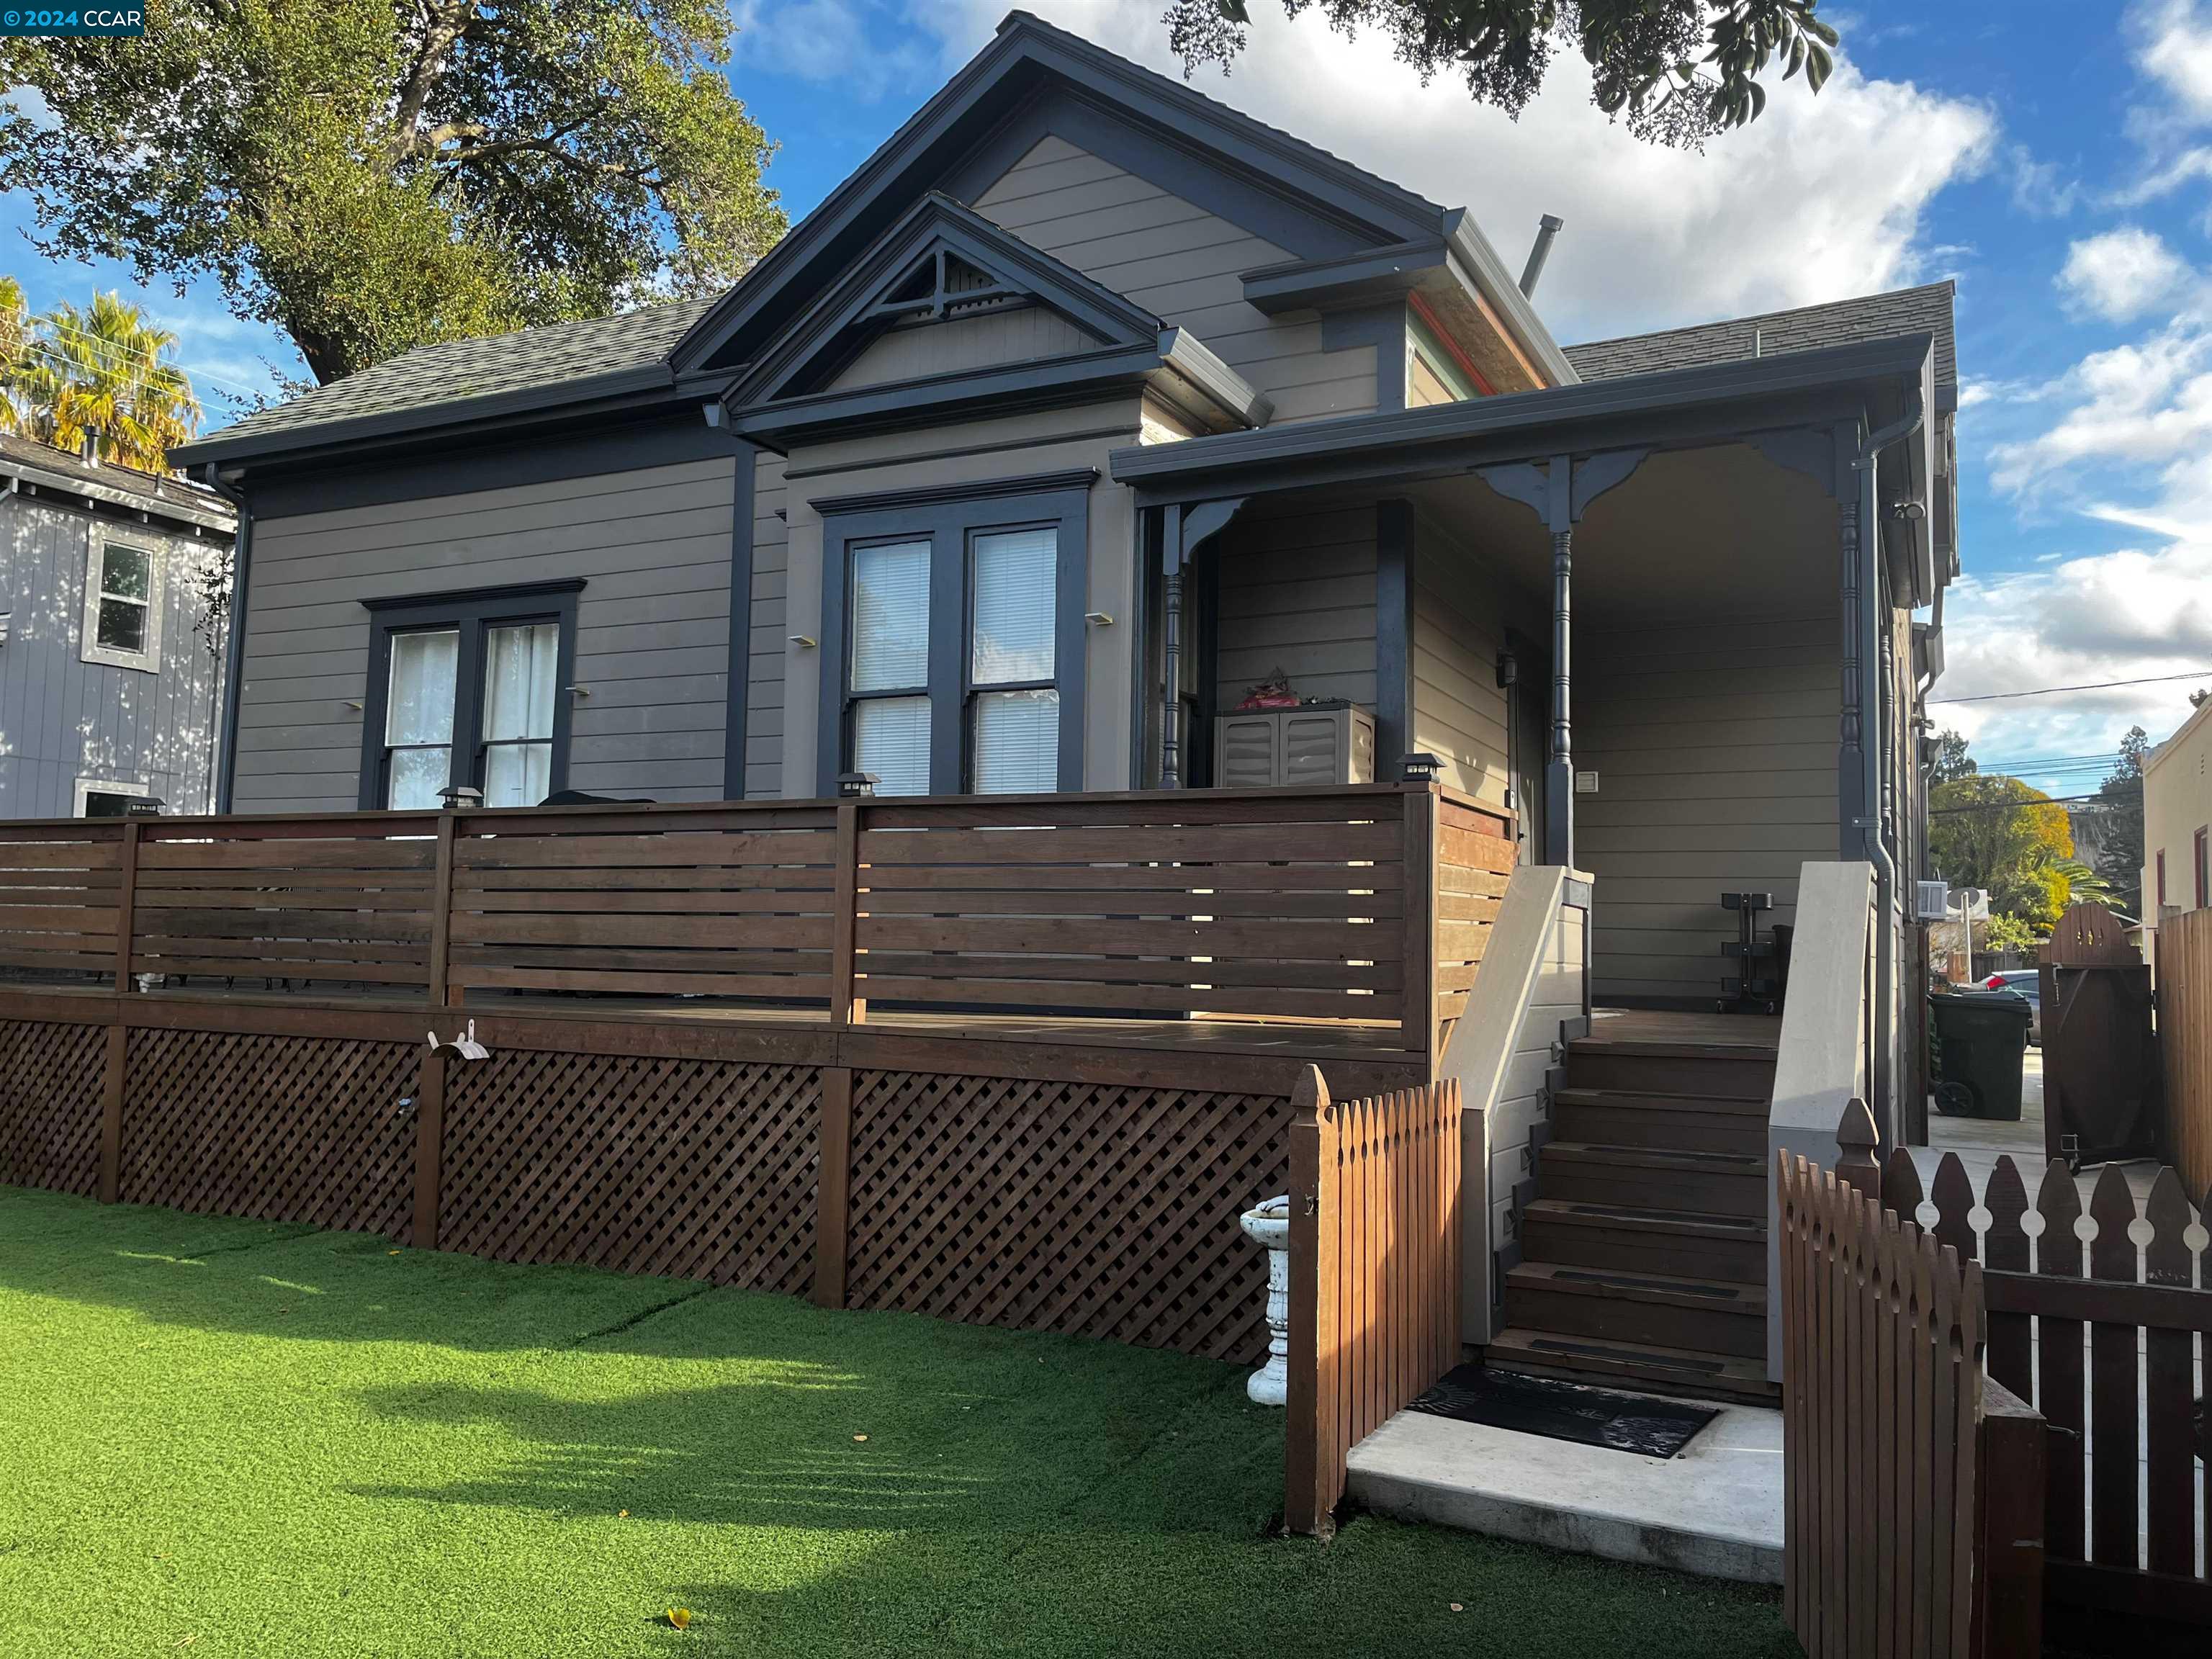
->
xmin=1862 ymin=1139 xmax=2212 ymax=1644
xmin=1282 ymin=1066 xmax=1462 ymax=1538
xmin=2159 ymin=903 xmax=2212 ymax=1200
xmin=1777 ymin=1136 xmax=2044 ymax=1658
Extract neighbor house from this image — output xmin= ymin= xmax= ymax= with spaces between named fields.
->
xmin=0 ymin=433 xmax=235 ymax=818
xmin=157 ymin=10 xmax=1961 ymax=1400
xmin=2141 ymin=693 xmax=2212 ymax=950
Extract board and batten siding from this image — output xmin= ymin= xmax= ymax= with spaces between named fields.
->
xmin=778 ymin=398 xmax=1143 ymax=797
xmin=1411 ymin=511 xmax=1528 ymax=815
xmin=1212 ymin=502 xmax=1377 ymax=740
xmin=0 ymin=493 xmax=226 ymax=818
xmin=971 ymin=135 xmax=1380 ymax=423
xmin=1574 ymin=614 xmax=1841 ymax=1004
xmin=232 ymin=457 xmax=737 ymax=811
xmin=747 ymin=449 xmax=788 ymax=800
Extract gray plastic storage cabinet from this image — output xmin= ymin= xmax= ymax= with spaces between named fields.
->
xmin=1213 ymin=702 xmax=1375 ymax=788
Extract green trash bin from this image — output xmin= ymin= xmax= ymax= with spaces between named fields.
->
xmin=1928 ymin=989 xmax=2032 ymax=1120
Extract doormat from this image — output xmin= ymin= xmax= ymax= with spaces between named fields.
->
xmin=1406 ymin=1364 xmax=1717 ymax=1459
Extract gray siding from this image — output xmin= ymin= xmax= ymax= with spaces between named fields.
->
xmin=0 ymin=493 xmax=225 ymax=818
xmin=747 ymin=449 xmax=788 ymax=800
xmin=1575 ymin=615 xmax=1841 ymax=1003
xmin=1411 ymin=510 xmax=1527 ymax=814
xmin=973 ymin=135 xmax=1380 ymax=423
xmin=779 ymin=398 xmax=1143 ymax=797
xmin=1213 ymin=502 xmax=1377 ymax=745
xmin=827 ymin=307 xmax=1102 ymax=391
xmin=233 ymin=457 xmax=737 ymax=811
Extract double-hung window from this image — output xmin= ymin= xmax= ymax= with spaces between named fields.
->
xmin=821 ymin=477 xmax=1087 ymax=798
xmin=81 ymin=529 xmax=163 ymax=672
xmin=359 ymin=582 xmax=580 ymax=810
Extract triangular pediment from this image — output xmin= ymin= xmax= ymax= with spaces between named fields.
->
xmin=731 ymin=194 xmax=1161 ymax=408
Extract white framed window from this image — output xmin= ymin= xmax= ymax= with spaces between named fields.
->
xmin=73 ymin=777 xmax=150 ymax=818
xmin=81 ymin=528 xmax=163 ymax=673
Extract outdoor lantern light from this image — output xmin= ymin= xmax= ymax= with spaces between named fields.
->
xmin=837 ymin=771 xmax=879 ymax=799
xmin=1400 ymin=752 xmax=1444 ymax=783
xmin=439 ymin=784 xmax=485 ymax=809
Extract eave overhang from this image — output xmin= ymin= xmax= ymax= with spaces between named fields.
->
xmin=1110 ymin=333 xmax=1936 ymax=503
xmin=1 ymin=454 xmax=234 ymax=535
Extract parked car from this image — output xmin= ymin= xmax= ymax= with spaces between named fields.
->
xmin=1981 ymin=971 xmax=2041 ymax=1045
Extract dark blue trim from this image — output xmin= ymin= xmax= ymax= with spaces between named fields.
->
xmin=1321 ymin=306 xmax=1407 ymax=413
xmin=724 ymin=446 xmax=757 ymax=801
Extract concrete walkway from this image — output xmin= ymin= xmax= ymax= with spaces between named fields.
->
xmin=1344 ymin=1395 xmax=1784 ymax=1585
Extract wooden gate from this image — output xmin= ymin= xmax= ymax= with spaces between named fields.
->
xmin=2158 ymin=903 xmax=2212 ymax=1198
xmin=2043 ymin=900 xmax=2162 ymax=1165
xmin=1777 ymin=1125 xmax=2047 ymax=1659
xmin=1282 ymin=1065 xmax=1462 ymax=1538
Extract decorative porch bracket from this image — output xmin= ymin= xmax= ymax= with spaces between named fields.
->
xmin=1159 ymin=496 xmax=1245 ymax=788
xmin=1475 ymin=449 xmax=1644 ymax=866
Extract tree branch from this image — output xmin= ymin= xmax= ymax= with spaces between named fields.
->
xmin=389 ymin=0 xmax=481 ymax=161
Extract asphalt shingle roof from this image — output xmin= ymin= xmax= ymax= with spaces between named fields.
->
xmin=0 ymin=431 xmax=233 ymax=520
xmin=1564 ymin=281 xmax=1956 ymax=390
xmin=194 ymin=295 xmax=720 ymax=451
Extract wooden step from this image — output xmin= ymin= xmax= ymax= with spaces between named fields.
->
xmin=1550 ymin=1087 xmax=1769 ymax=1156
xmin=1485 ymin=1326 xmax=1779 ymax=1406
xmin=1535 ymin=1142 xmax=1766 ymax=1220
xmin=1502 ymin=1261 xmax=1767 ymax=1359
xmin=1519 ymin=1198 xmax=1766 ymax=1285
xmin=1564 ymin=1043 xmax=1775 ymax=1102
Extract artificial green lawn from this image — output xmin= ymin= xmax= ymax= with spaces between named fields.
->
xmin=0 ymin=1186 xmax=1793 ymax=1658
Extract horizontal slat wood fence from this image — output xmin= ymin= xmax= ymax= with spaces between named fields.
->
xmin=2158 ymin=904 xmax=2212 ymax=1200
xmin=0 ymin=785 xmax=1511 ymax=1049
xmin=1777 ymin=1145 xmax=2012 ymax=1659
xmin=1284 ymin=1066 xmax=1463 ymax=1537
xmin=1862 ymin=1142 xmax=2212 ymax=1640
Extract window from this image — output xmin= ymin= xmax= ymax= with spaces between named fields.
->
xmin=2197 ymin=828 xmax=2208 ymax=911
xmin=847 ymin=540 xmax=932 ymax=796
xmin=2157 ymin=849 xmax=2168 ymax=909
xmin=358 ymin=583 xmax=580 ymax=811
xmin=968 ymin=527 xmax=1058 ymax=793
xmin=818 ymin=477 xmax=1087 ymax=798
xmin=73 ymin=777 xmax=150 ymax=818
xmin=81 ymin=530 xmax=163 ymax=671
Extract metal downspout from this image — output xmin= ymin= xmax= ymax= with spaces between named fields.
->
xmin=1851 ymin=395 xmax=1923 ymax=1136
xmin=199 ymin=466 xmax=251 ymax=814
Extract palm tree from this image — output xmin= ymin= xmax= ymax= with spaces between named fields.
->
xmin=0 ymin=276 xmax=25 ymax=435
xmin=9 ymin=289 xmax=202 ymax=472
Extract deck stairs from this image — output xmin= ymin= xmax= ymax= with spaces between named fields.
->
xmin=1486 ymin=1018 xmax=1781 ymax=1406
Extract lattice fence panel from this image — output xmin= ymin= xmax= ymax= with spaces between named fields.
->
xmin=0 ymin=1018 xmax=106 ymax=1195
xmin=118 ymin=1029 xmax=418 ymax=1235
xmin=845 ymin=1071 xmax=1291 ymax=1364
xmin=439 ymin=1051 xmax=819 ymax=1292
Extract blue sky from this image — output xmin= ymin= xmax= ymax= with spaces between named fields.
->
xmin=7 ymin=1 xmax=2210 ymax=796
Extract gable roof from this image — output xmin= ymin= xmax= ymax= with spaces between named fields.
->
xmin=1565 ymin=281 xmax=1956 ymax=392
xmin=0 ymin=431 xmax=234 ymax=531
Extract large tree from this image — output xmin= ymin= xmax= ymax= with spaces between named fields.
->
xmin=2092 ymin=725 xmax=2149 ymax=917
xmin=1 ymin=0 xmax=786 ymax=387
xmin=1164 ymin=0 xmax=1839 ymax=145
xmin=1928 ymin=770 xmax=2076 ymax=937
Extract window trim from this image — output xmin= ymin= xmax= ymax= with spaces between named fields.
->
xmin=2157 ymin=848 xmax=2167 ymax=909
xmin=81 ymin=525 xmax=164 ymax=673
xmin=816 ymin=478 xmax=1088 ymax=797
xmin=356 ymin=580 xmax=583 ymax=811
xmin=73 ymin=776 xmax=150 ymax=818
xmin=2196 ymin=827 xmax=2208 ymax=911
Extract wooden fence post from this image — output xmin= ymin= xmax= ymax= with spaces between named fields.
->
xmin=1401 ymin=787 xmax=1436 ymax=1064
xmin=830 ymin=801 xmax=863 ymax=1026
xmin=428 ymin=812 xmax=457 ymax=1007
xmin=1973 ymin=1378 xmax=2046 ymax=1659
xmin=411 ymin=1048 xmax=446 ymax=1250
xmin=1284 ymin=1063 xmax=1336 ymax=1538
xmin=812 ymin=1066 xmax=855 ymax=1308
xmin=1835 ymin=1095 xmax=1882 ymax=1202
xmin=111 ymin=818 xmax=140 ymax=993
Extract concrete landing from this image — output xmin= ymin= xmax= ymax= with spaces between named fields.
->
xmin=1344 ymin=1399 xmax=1784 ymax=1585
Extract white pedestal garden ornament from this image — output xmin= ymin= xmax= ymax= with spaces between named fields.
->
xmin=1238 ymin=1195 xmax=1292 ymax=1406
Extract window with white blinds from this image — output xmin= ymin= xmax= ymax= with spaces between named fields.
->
xmin=969 ymin=527 xmax=1057 ymax=794
xmin=850 ymin=540 xmax=932 ymax=794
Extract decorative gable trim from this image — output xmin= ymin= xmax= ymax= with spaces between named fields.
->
xmin=729 ymin=193 xmax=1163 ymax=410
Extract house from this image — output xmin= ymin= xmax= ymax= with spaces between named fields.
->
xmin=2141 ymin=692 xmax=2212 ymax=950
xmin=156 ymin=10 xmax=1960 ymax=1399
xmin=0 ymin=433 xmax=235 ymax=817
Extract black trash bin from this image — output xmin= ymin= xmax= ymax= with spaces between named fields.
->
xmin=1928 ymin=989 xmax=2032 ymax=1120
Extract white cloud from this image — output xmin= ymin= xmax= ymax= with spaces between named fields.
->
xmin=2057 ymin=225 xmax=2193 ymax=320
xmin=2135 ymin=0 xmax=2212 ymax=122
xmin=731 ymin=0 xmax=939 ymax=102
xmin=914 ymin=1 xmax=1995 ymax=342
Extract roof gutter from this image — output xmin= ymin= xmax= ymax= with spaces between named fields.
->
xmin=1441 ymin=209 xmax=1578 ymax=386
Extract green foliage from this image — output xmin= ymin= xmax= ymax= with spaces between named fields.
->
xmin=2 ymin=289 xmax=202 ymax=472
xmin=1929 ymin=760 xmax=2076 ymax=937
xmin=0 ymin=1189 xmax=1796 ymax=1658
xmin=1166 ymin=0 xmax=1839 ymax=145
xmin=1928 ymin=727 xmax=1976 ymax=783
xmin=0 ymin=0 xmax=786 ymax=385
xmin=1978 ymin=911 xmax=2039 ymax=958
